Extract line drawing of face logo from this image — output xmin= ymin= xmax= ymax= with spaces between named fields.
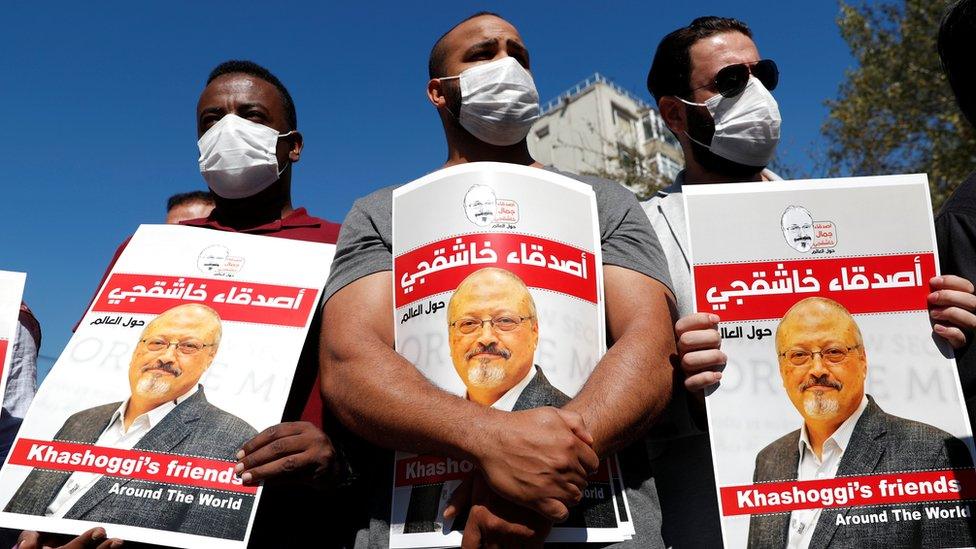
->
xmin=463 ymin=185 xmax=497 ymax=227
xmin=781 ymin=205 xmax=814 ymax=253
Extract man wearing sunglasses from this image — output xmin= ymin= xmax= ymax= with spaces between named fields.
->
xmin=640 ymin=15 xmax=976 ymax=548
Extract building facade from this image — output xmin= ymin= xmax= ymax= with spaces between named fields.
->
xmin=528 ymin=73 xmax=684 ymax=197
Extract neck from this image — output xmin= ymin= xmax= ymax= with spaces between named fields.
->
xmin=682 ymin=160 xmax=764 ymax=185
xmin=211 ymin=177 xmax=294 ymax=229
xmin=441 ymin=120 xmax=540 ymax=168
xmin=804 ymin=419 xmax=844 ymax=459
xmin=123 ymin=397 xmax=163 ymax=430
xmin=467 ymin=388 xmax=504 ymax=407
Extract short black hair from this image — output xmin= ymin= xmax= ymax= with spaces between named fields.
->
xmin=429 ymin=11 xmax=505 ymax=79
xmin=207 ymin=60 xmax=298 ymax=130
xmin=167 ymin=190 xmax=215 ymax=212
xmin=646 ymin=16 xmax=753 ymax=102
xmin=939 ymin=0 xmax=976 ymax=127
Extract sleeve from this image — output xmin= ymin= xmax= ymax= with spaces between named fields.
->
xmin=322 ymin=192 xmax=394 ymax=305
xmin=934 ymin=207 xmax=976 ymax=399
xmin=5 ymin=309 xmax=39 ymax=419
xmin=597 ymin=182 xmax=674 ymax=294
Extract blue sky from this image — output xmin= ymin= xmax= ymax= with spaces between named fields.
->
xmin=0 ymin=1 xmax=852 ymax=378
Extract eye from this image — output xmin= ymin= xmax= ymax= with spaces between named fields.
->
xmin=493 ymin=316 xmax=519 ymax=330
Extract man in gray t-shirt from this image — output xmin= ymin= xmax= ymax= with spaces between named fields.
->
xmin=320 ymin=13 xmax=677 ymax=548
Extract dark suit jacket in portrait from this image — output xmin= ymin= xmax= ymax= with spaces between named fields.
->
xmin=404 ymin=366 xmax=616 ymax=534
xmin=4 ymin=386 xmax=258 ymax=540
xmin=747 ymin=395 xmax=974 ymax=549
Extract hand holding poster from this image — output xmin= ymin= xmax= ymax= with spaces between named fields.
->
xmin=389 ymin=163 xmax=634 ymax=547
xmin=684 ymin=175 xmax=976 ymax=548
xmin=0 ymin=225 xmax=334 ymax=549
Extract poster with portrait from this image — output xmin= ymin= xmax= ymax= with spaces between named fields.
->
xmin=684 ymin=175 xmax=976 ymax=548
xmin=0 ymin=271 xmax=27 ymax=405
xmin=0 ymin=225 xmax=334 ymax=549
xmin=389 ymin=162 xmax=634 ymax=547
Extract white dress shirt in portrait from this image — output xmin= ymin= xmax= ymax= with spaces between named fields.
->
xmin=787 ymin=395 xmax=868 ymax=549
xmin=45 ymin=385 xmax=199 ymax=518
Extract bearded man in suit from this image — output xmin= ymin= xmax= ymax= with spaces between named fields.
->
xmin=748 ymin=297 xmax=974 ymax=548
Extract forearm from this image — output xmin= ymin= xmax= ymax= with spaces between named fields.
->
xmin=563 ymin=271 xmax=676 ymax=457
xmin=320 ymin=336 xmax=494 ymax=459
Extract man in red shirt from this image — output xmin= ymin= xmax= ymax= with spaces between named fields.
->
xmin=19 ymin=60 xmax=343 ymax=549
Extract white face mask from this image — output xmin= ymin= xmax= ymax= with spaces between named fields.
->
xmin=440 ymin=56 xmax=541 ymax=146
xmin=197 ymin=114 xmax=294 ymax=199
xmin=679 ymin=76 xmax=781 ymax=167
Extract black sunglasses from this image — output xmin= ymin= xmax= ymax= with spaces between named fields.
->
xmin=688 ymin=59 xmax=779 ymax=98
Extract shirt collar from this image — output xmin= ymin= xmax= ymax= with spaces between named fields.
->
xmin=181 ymin=207 xmax=321 ymax=233
xmin=483 ymin=366 xmax=537 ymax=413
xmin=111 ymin=384 xmax=199 ymax=435
xmin=797 ymin=394 xmax=869 ymax=456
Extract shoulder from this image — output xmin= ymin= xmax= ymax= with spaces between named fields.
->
xmin=55 ymin=402 xmax=120 ymax=439
xmin=348 ymin=185 xmax=398 ymax=220
xmin=756 ymin=430 xmax=800 ymax=464
xmin=195 ymin=398 xmax=258 ymax=439
xmin=938 ymin=171 xmax=976 ymax=218
xmin=881 ymin=409 xmax=963 ymax=449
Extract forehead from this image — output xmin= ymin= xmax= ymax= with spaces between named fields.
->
xmin=688 ymin=31 xmax=760 ymax=83
xmin=197 ymin=73 xmax=283 ymax=113
xmin=453 ymin=275 xmax=529 ymax=312
xmin=146 ymin=310 xmax=216 ymax=337
xmin=442 ymin=15 xmax=523 ymax=55
xmin=778 ymin=307 xmax=856 ymax=346
xmin=783 ymin=209 xmax=812 ymax=224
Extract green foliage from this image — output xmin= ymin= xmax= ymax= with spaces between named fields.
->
xmin=824 ymin=0 xmax=976 ymax=209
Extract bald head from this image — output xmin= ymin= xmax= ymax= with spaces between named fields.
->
xmin=447 ymin=268 xmax=538 ymax=406
xmin=776 ymin=298 xmax=862 ymax=355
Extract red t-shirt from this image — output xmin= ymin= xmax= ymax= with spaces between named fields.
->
xmin=84 ymin=207 xmax=339 ymax=427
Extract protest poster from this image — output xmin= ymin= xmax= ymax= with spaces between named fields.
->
xmin=389 ymin=162 xmax=634 ymax=547
xmin=0 ymin=225 xmax=334 ymax=549
xmin=0 ymin=271 xmax=27 ymax=404
xmin=684 ymin=175 xmax=976 ymax=548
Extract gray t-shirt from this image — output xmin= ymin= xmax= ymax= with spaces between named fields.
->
xmin=323 ymin=166 xmax=672 ymax=548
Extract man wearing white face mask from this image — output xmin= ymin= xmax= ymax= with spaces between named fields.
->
xmin=321 ymin=11 xmax=678 ymax=549
xmin=26 ymin=60 xmax=347 ymax=549
xmin=639 ymin=16 xmax=976 ymax=548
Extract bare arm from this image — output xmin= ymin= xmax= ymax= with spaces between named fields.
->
xmin=563 ymin=266 xmax=678 ymax=457
xmin=320 ymin=272 xmax=598 ymax=520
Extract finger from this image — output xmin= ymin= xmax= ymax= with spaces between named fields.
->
xmin=444 ymin=476 xmax=474 ymax=519
xmin=934 ymin=323 xmax=968 ymax=349
xmin=931 ymin=305 xmax=976 ymax=330
xmin=677 ymin=328 xmax=722 ymax=354
xmin=237 ymin=433 xmax=308 ymax=473
xmin=680 ymin=349 xmax=727 ymax=376
xmin=535 ymin=497 xmax=570 ymax=523
xmin=931 ymin=275 xmax=976 ymax=294
xmin=17 ymin=531 xmax=40 ymax=549
xmin=554 ymin=409 xmax=593 ymax=446
xmin=59 ymin=528 xmax=107 ymax=549
xmin=237 ymin=422 xmax=305 ymax=459
xmin=240 ymin=450 xmax=314 ymax=484
xmin=461 ymin=507 xmax=484 ymax=549
xmin=573 ymin=438 xmax=600 ymax=475
xmin=95 ymin=540 xmax=123 ymax=549
xmin=685 ymin=370 xmax=723 ymax=392
xmin=929 ymin=288 xmax=976 ymax=311
xmin=674 ymin=313 xmax=720 ymax=336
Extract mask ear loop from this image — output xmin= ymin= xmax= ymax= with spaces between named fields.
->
xmin=434 ymin=76 xmax=463 ymax=124
xmin=674 ymin=96 xmax=714 ymax=150
xmin=276 ymin=130 xmax=297 ymax=176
